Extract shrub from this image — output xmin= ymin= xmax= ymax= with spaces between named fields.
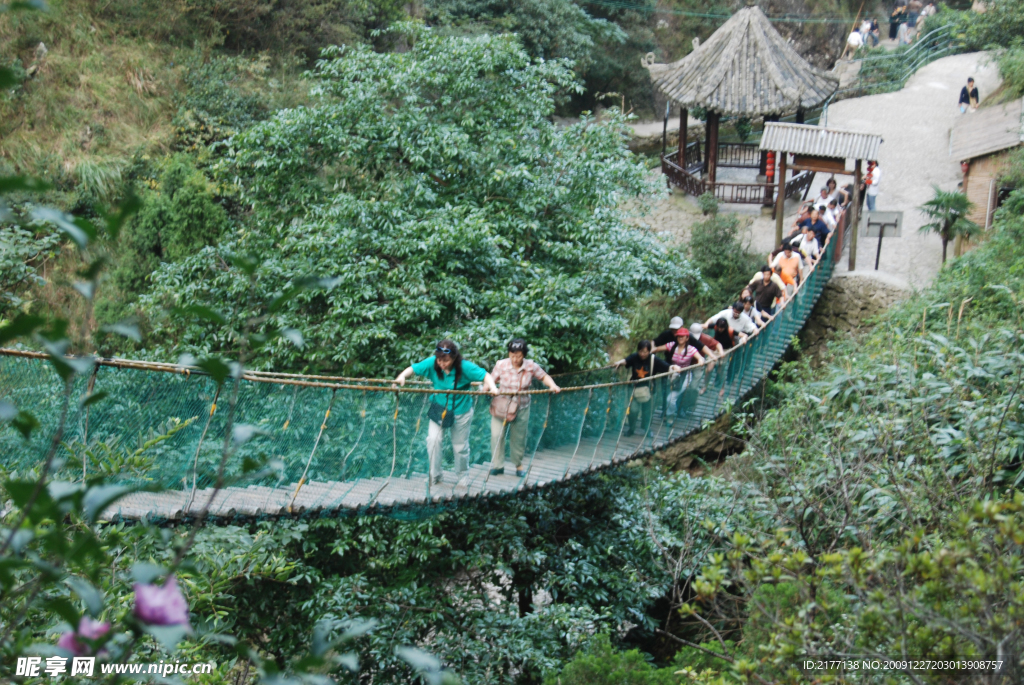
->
xmin=172 ymin=54 xmax=270 ymax=151
xmin=685 ymin=214 xmax=760 ymax=315
xmin=697 ymin=191 xmax=718 ymax=216
xmin=114 ymin=156 xmax=229 ymax=296
xmin=0 ymin=224 xmax=58 ymax=317
xmin=997 ymin=45 xmax=1024 ymax=100
xmin=544 ymin=634 xmax=679 ymax=685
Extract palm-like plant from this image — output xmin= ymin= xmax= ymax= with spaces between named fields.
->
xmin=918 ymin=185 xmax=981 ymax=263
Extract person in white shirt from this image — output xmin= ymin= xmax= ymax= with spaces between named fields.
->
xmin=705 ymin=302 xmax=756 ymax=342
xmin=813 ymin=185 xmax=831 ymax=211
xmin=847 ymin=30 xmax=864 ymax=50
xmin=797 ymin=228 xmax=820 ymax=262
xmin=864 ymin=160 xmax=881 ymax=211
xmin=822 ymin=198 xmax=840 ymax=231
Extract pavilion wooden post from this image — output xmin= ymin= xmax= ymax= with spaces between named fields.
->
xmin=678 ymin=108 xmax=688 ymax=163
xmin=705 ymin=111 xmax=720 ymax=187
xmin=795 ymin=108 xmax=805 ymax=124
xmin=774 ymin=152 xmax=787 ymax=245
xmin=850 ymin=159 xmax=862 ymax=270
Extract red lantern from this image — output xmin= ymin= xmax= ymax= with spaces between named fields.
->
xmin=960 ymin=160 xmax=970 ymax=174
xmin=766 ymin=151 xmax=775 ymax=181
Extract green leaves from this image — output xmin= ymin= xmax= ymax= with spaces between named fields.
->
xmin=144 ymin=33 xmax=690 ymax=374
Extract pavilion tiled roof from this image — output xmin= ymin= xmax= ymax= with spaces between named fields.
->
xmin=643 ymin=6 xmax=838 ymax=117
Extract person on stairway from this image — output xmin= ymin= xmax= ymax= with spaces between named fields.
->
xmin=705 ymin=302 xmax=757 ymax=342
xmin=488 ymin=338 xmax=560 ymax=478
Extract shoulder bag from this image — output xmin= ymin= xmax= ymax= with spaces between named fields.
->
xmin=632 ymin=355 xmax=654 ymax=403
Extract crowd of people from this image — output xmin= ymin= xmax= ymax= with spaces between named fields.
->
xmin=391 ymin=176 xmax=857 ymax=487
xmin=847 ymin=1 xmax=936 ymax=51
xmin=610 ymin=176 xmax=857 ymax=439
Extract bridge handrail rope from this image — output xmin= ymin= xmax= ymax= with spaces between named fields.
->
xmin=0 ymin=228 xmax=836 ymax=399
xmin=0 ymin=207 xmax=844 ymax=521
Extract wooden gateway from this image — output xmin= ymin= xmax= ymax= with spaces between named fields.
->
xmin=760 ymin=122 xmax=883 ymax=269
xmin=643 ymin=6 xmax=838 ymax=205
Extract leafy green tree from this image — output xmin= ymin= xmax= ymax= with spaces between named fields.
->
xmin=918 ymin=184 xmax=979 ymax=263
xmin=424 ymin=0 xmax=625 ymax=66
xmin=142 ymin=27 xmax=694 ymax=374
xmin=944 ymin=0 xmax=1024 ymax=51
xmin=0 ymin=223 xmax=58 ymax=317
xmin=544 ymin=633 xmax=680 ymax=684
xmin=114 ymin=156 xmax=229 ymax=295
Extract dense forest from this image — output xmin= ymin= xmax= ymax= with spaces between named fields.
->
xmin=3 ymin=0 xmax=1024 ymax=682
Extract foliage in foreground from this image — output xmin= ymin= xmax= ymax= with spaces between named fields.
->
xmin=658 ymin=192 xmax=1024 ymax=683
xmin=5 ymin=203 xmax=1024 ymax=685
xmin=140 ymin=28 xmax=692 ymax=375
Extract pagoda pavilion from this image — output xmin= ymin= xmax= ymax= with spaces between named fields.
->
xmin=643 ymin=6 xmax=839 ymax=205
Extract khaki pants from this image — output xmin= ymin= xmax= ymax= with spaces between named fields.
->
xmin=490 ymin=403 xmax=531 ymax=470
xmin=426 ymin=409 xmax=474 ymax=480
xmin=627 ymin=397 xmax=652 ymax=434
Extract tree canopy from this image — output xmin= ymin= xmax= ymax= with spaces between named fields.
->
xmin=141 ymin=27 xmax=691 ymax=375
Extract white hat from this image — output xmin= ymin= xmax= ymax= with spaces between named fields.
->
xmin=689 ymin=323 xmax=703 ymax=338
xmin=669 ymin=316 xmax=684 ymax=329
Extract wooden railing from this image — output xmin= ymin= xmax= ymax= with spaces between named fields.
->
xmin=717 ymin=142 xmax=761 ymax=169
xmin=662 ymin=151 xmax=774 ymax=205
xmin=662 ymin=152 xmax=705 ymax=196
xmin=785 ymin=171 xmax=815 ymax=200
xmin=710 ymin=180 xmax=774 ymax=204
xmin=683 ymin=140 xmax=702 ymax=171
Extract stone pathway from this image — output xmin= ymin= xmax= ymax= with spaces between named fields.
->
xmin=639 ymin=51 xmax=1001 ymax=290
xmin=817 ymin=51 xmax=999 ymax=288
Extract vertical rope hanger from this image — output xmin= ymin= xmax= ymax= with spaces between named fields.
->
xmin=289 ymin=389 xmax=337 ymax=513
xmin=367 ymin=390 xmax=402 ymax=506
xmin=402 ymin=397 xmax=428 ymax=479
xmin=611 ymin=385 xmax=638 ymax=463
xmin=185 ymin=385 xmax=221 ymax=515
xmin=338 ymin=391 xmax=369 ymax=478
xmin=81 ymin=364 xmax=99 ymax=482
xmin=585 ymin=387 xmax=616 ymax=470
xmin=518 ymin=394 xmax=553 ymax=485
xmin=561 ymin=389 xmax=594 ymax=479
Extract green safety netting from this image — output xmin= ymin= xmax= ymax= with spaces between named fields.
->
xmin=0 ymin=216 xmax=843 ymax=522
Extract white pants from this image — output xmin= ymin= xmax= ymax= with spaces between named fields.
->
xmin=666 ymin=373 xmax=692 ymax=417
xmin=426 ymin=409 xmax=474 ymax=480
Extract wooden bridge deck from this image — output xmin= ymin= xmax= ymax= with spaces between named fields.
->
xmin=103 ymin=411 xmax=696 ymax=520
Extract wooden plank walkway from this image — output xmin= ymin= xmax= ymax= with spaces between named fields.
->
xmin=98 ymin=237 xmax=832 ymax=522
xmin=102 ymin=321 xmax=806 ymax=522
xmin=103 ymin=411 xmax=702 ymax=520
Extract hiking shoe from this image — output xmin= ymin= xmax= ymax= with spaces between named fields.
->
xmin=489 ymin=467 xmax=504 ymax=476
xmin=515 ymin=468 xmax=526 ymax=478
xmin=432 ymin=474 xmax=443 ymax=485
xmin=624 ymin=428 xmax=635 ymax=437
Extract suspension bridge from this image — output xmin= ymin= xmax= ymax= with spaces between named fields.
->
xmin=0 ymin=219 xmax=843 ymax=522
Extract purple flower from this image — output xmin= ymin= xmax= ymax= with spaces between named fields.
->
xmin=133 ymin=575 xmax=191 ymax=629
xmin=57 ymin=617 xmax=110 ymax=655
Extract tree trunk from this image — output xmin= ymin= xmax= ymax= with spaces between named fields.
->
xmin=518 ymin=587 xmax=533 ymax=617
xmin=941 ymin=237 xmax=948 ymax=264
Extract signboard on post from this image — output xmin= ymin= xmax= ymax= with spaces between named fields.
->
xmin=860 ymin=211 xmax=903 ymax=270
